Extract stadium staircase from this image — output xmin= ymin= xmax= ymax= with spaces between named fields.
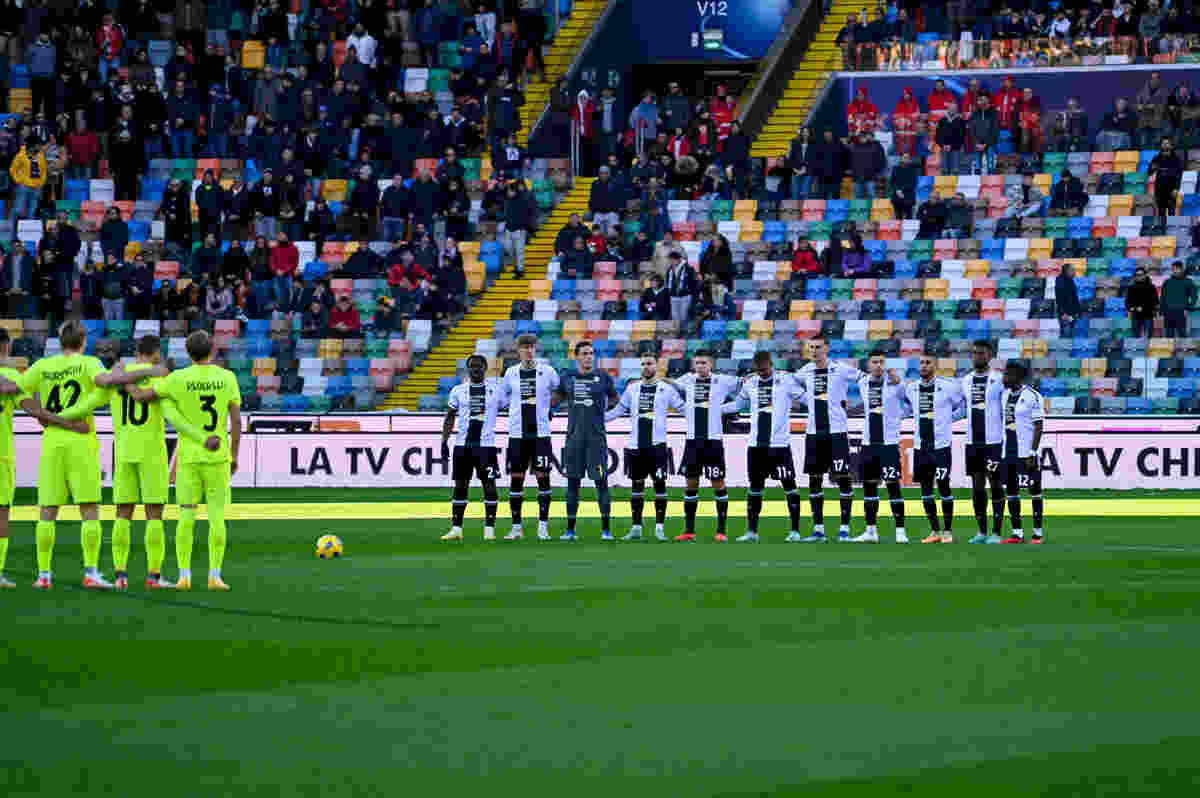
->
xmin=383 ymin=178 xmax=596 ymax=409
xmin=517 ymin=0 xmax=608 ymax=147
xmin=750 ymin=0 xmax=875 ymax=158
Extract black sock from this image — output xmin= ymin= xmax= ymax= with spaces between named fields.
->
xmin=630 ymin=480 xmax=646 ymax=527
xmin=653 ymin=479 xmax=668 ymax=525
xmin=782 ymin=477 xmax=801 ymax=532
xmin=482 ymin=480 xmax=498 ymax=527
xmin=566 ymin=478 xmax=580 ymax=532
xmin=509 ymin=477 xmax=525 ymax=525
xmin=809 ymin=476 xmax=825 ymax=526
xmin=863 ymin=481 xmax=879 ymax=526
xmin=684 ymin=489 xmax=698 ymax=533
xmin=714 ymin=488 xmax=728 ymax=534
xmin=838 ymin=477 xmax=854 ymax=527
xmin=887 ymin=481 xmax=905 ymax=528
xmin=990 ymin=476 xmax=1005 ymax=533
xmin=537 ymin=474 xmax=552 ymax=522
xmin=921 ymin=479 xmax=940 ymax=531
xmin=972 ymin=476 xmax=989 ymax=535
xmin=1031 ymin=494 xmax=1044 ymax=533
xmin=747 ymin=487 xmax=763 ymax=533
xmin=597 ymin=479 xmax=611 ymax=532
xmin=1008 ymin=494 xmax=1023 ymax=536
xmin=939 ymin=481 xmax=954 ymax=532
xmin=452 ymin=481 xmax=468 ymax=527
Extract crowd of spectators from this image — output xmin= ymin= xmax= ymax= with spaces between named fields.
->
xmin=836 ymin=0 xmax=1200 ymax=71
xmin=0 ymin=0 xmax=567 ymax=333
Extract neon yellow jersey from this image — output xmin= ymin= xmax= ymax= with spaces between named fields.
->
xmin=0 ymin=366 xmax=30 ymax=461
xmin=110 ymin=362 xmax=168 ymax=464
xmin=155 ymin=364 xmax=241 ymax=464
xmin=16 ymin=353 xmax=105 ymax=448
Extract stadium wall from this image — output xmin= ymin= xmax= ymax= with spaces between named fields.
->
xmin=811 ymin=66 xmax=1200 ymax=139
xmin=14 ymin=418 xmax=1200 ymax=489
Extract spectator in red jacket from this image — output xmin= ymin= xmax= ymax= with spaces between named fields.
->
xmin=328 ymin=292 xmax=362 ymax=337
xmin=270 ymin=231 xmax=299 ymax=310
xmin=995 ymin=76 xmax=1023 ymax=134
xmin=66 ymin=118 xmax=100 ymax=179
xmin=892 ymin=87 xmax=922 ymax=156
xmin=1018 ymin=88 xmax=1043 ymax=153
xmin=792 ymin=238 xmax=823 ymax=274
xmin=847 ymin=86 xmax=879 ymax=136
xmin=96 ymin=14 xmax=124 ymax=83
xmin=927 ymin=79 xmax=958 ymax=125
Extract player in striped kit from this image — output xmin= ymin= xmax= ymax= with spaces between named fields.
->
xmin=723 ymin=352 xmax=806 ymax=542
xmin=1000 ymin=361 xmax=1046 ymax=544
xmin=851 ymin=350 xmax=908 ymax=543
xmin=669 ymin=350 xmax=741 ymax=542
xmin=500 ymin=334 xmax=559 ymax=541
xmin=441 ymin=355 xmax=508 ymax=541
xmin=793 ymin=337 xmax=865 ymax=542
xmin=605 ymin=353 xmax=684 ymax=542
xmin=962 ymin=340 xmax=1008 ymax=544
xmin=903 ymin=354 xmax=966 ymax=543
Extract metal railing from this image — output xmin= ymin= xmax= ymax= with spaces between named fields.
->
xmin=570 ymin=117 xmax=581 ymax=178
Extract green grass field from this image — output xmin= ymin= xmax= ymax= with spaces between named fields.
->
xmin=3 ymin=487 xmax=1199 ymax=796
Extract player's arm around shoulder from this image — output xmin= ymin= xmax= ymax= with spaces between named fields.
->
xmin=605 ymin=381 xmax=632 ymax=422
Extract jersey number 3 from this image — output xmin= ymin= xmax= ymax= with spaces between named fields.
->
xmin=200 ymin=395 xmax=218 ymax=431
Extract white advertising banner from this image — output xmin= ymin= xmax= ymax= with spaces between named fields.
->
xmin=10 ymin=419 xmax=1200 ymax=490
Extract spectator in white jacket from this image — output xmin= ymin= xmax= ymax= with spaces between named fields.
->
xmin=347 ymin=24 xmax=378 ymax=68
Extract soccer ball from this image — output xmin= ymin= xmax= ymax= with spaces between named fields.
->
xmin=316 ymin=534 xmax=343 ymax=559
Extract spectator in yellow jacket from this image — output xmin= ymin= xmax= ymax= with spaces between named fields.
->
xmin=10 ymin=137 xmax=47 ymax=221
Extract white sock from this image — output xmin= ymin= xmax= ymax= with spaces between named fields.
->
xmin=839 ymin=524 xmax=849 ymax=534
xmin=538 ymin=520 xmax=548 ymax=532
xmin=452 ymin=525 xmax=463 ymax=535
xmin=39 ymin=570 xmax=50 ymax=579
xmin=655 ymin=523 xmax=664 ymax=535
xmin=1033 ymin=528 xmax=1042 ymax=537
xmin=86 ymin=566 xmax=98 ymax=576
xmin=209 ymin=569 xmax=221 ymax=579
xmin=630 ymin=524 xmax=641 ymax=534
xmin=867 ymin=525 xmax=877 ymax=535
xmin=814 ymin=524 xmax=824 ymax=534
xmin=179 ymin=568 xmax=192 ymax=579
xmin=896 ymin=527 xmax=906 ymax=536
xmin=484 ymin=526 xmax=494 ymax=536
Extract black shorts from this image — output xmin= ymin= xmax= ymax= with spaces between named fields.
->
xmin=1004 ymin=457 xmax=1043 ymax=494
xmin=914 ymin=447 xmax=953 ymax=484
xmin=563 ymin=434 xmax=609 ymax=482
xmin=748 ymin=446 xmax=797 ymax=486
xmin=453 ymin=446 xmax=502 ymax=483
xmin=859 ymin=443 xmax=902 ymax=483
xmin=804 ymin=433 xmax=851 ymax=476
xmin=679 ymin=439 xmax=726 ymax=480
xmin=965 ymin=443 xmax=1003 ymax=478
xmin=624 ymin=444 xmax=671 ymax=483
xmin=506 ymin=436 xmax=553 ymax=474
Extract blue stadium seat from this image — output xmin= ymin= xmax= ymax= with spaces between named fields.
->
xmin=1071 ymin=338 xmax=1098 ymax=357
xmin=515 ymin=320 xmax=539 ymax=336
xmin=436 ymin=376 xmax=458 ymax=395
xmin=829 ymin=339 xmax=853 ymax=358
xmin=303 ymin=261 xmax=328 ymax=281
xmin=593 ymin=339 xmax=616 ymax=357
xmin=1168 ymin=378 xmax=1195 ymax=398
xmin=346 ymin=358 xmax=370 ymax=376
xmin=1185 ymin=358 xmax=1200 ymax=378
xmin=1040 ymin=378 xmax=1066 ymax=396
xmin=892 ymin=260 xmax=917 ymax=278
xmin=247 ymin=337 xmax=273 ymax=357
xmin=1126 ymin=397 xmax=1152 ymax=414
xmin=806 ymin=278 xmax=831 ymax=299
xmin=884 ymin=299 xmax=910 ymax=319
xmin=327 ymin=377 xmax=353 ymax=397
xmin=1074 ymin=277 xmax=1096 ymax=301
xmin=551 ymin=279 xmax=576 ymax=300
xmin=1104 ymin=297 xmax=1127 ymax=317
xmin=246 ymin=319 xmax=271 ymax=336
xmin=866 ymin=240 xmax=886 ymax=262
xmin=1111 ymin=259 xmax=1136 ymax=279
xmin=963 ymin=320 xmax=990 ymax=338
xmin=701 ymin=321 xmax=727 ymax=339
xmin=282 ymin=395 xmax=309 ymax=412
xmin=980 ymin=240 xmax=1005 ymax=260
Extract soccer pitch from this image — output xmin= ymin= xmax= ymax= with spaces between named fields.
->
xmin=3 ymin=486 xmax=1199 ymax=796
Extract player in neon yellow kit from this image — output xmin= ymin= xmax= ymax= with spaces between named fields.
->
xmin=62 ymin=335 xmax=218 ymax=590
xmin=128 ymin=331 xmax=241 ymax=591
xmin=1 ymin=321 xmax=156 ymax=589
xmin=0 ymin=328 xmax=89 ymax=587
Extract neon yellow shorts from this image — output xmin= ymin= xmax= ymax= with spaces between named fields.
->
xmin=175 ymin=462 xmax=231 ymax=506
xmin=0 ymin=458 xmax=14 ymax=507
xmin=38 ymin=440 xmax=101 ymax=506
xmin=113 ymin=457 xmax=170 ymax=505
